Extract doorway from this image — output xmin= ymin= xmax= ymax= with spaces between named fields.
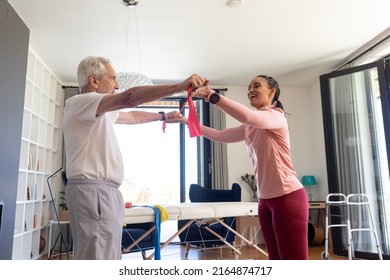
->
xmin=320 ymin=60 xmax=390 ymax=259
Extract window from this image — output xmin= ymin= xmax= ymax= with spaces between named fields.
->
xmin=115 ymin=98 xmax=210 ymax=204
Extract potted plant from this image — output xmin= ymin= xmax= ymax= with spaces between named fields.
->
xmin=59 ymin=191 xmax=69 ymax=221
xmin=241 ymin=173 xmax=258 ymax=201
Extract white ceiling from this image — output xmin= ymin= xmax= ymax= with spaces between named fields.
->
xmin=7 ymin=0 xmax=390 ymax=87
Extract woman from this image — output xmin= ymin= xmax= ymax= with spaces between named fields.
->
xmin=171 ymin=75 xmax=308 ymax=260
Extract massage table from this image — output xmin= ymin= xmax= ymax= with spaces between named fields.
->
xmin=122 ymin=202 xmax=268 ymax=259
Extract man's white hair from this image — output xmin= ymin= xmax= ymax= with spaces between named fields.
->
xmin=77 ymin=56 xmax=110 ymax=91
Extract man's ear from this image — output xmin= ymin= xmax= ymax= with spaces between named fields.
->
xmin=88 ymin=75 xmax=99 ymax=89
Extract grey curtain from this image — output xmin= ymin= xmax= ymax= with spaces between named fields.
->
xmin=64 ymin=87 xmax=79 ymax=101
xmin=332 ymin=72 xmax=378 ymax=252
xmin=333 ymin=75 xmax=363 ymax=196
xmin=209 ymin=91 xmax=229 ymax=190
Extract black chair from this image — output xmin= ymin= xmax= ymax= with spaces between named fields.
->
xmin=178 ymin=183 xmax=241 ymax=256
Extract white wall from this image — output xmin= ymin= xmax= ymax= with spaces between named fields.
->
xmin=219 ymin=80 xmax=329 ymax=202
xmin=309 ymin=80 xmax=329 ymax=201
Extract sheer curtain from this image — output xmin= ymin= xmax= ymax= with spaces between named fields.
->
xmin=333 ymin=74 xmax=362 ymax=196
xmin=332 ymin=71 xmax=380 ymax=252
xmin=209 ymin=91 xmax=229 ymax=190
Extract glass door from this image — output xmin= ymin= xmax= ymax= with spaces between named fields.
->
xmin=320 ymin=60 xmax=390 ymax=259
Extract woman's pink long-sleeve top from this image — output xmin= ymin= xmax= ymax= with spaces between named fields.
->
xmin=201 ymin=96 xmax=303 ymax=199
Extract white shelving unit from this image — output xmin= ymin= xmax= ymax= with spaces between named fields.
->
xmin=12 ymin=49 xmax=64 ymax=260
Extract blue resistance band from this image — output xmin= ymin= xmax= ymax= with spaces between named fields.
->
xmin=131 ymin=205 xmax=162 ymax=260
xmin=137 ymin=205 xmax=161 ymax=260
xmin=149 ymin=206 xmax=161 ymax=260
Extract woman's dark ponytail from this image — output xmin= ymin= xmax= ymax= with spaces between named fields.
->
xmin=256 ymin=75 xmax=284 ymax=111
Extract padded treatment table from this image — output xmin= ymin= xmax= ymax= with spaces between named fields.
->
xmin=123 ymin=202 xmax=268 ymax=259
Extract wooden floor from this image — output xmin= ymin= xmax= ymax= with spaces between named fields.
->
xmin=46 ymin=220 xmax=349 ymax=260
xmin=120 ymin=243 xmax=348 ymax=261
xmin=45 ymin=243 xmax=347 ymax=260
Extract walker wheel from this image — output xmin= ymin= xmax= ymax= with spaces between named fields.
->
xmin=321 ymin=251 xmax=330 ymax=260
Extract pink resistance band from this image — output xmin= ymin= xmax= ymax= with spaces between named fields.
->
xmin=162 ymin=86 xmax=202 ymax=137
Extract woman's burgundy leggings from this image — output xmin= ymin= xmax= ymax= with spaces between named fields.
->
xmin=258 ymin=188 xmax=309 ymax=260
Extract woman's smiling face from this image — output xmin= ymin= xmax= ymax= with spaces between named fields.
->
xmin=247 ymin=76 xmax=276 ymax=109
